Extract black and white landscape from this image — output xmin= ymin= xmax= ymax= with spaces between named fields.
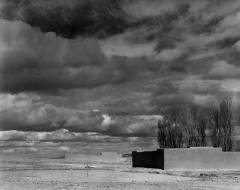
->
xmin=0 ymin=0 xmax=240 ymax=189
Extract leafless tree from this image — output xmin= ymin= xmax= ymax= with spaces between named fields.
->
xmin=158 ymin=96 xmax=233 ymax=151
xmin=158 ymin=103 xmax=213 ymax=149
xmin=158 ymin=105 xmax=208 ymax=148
xmin=209 ymin=105 xmax=221 ymax=147
xmin=234 ymin=106 xmax=240 ymax=126
xmin=157 ymin=118 xmax=184 ymax=148
xmin=189 ymin=106 xmax=208 ymax=147
xmin=157 ymin=107 xmax=185 ymax=148
xmin=219 ymin=96 xmax=233 ymax=151
xmin=208 ymin=96 xmax=233 ymax=151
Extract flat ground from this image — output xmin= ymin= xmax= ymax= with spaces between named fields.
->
xmin=0 ymin=153 xmax=240 ymax=190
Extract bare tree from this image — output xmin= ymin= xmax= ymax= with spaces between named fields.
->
xmin=208 ymin=96 xmax=233 ymax=151
xmin=157 ymin=114 xmax=184 ymax=148
xmin=234 ymin=105 xmax=240 ymax=126
xmin=188 ymin=106 xmax=208 ymax=147
xmin=219 ymin=96 xmax=233 ymax=151
xmin=158 ymin=105 xmax=208 ymax=148
xmin=158 ymin=96 xmax=234 ymax=151
xmin=158 ymin=105 xmax=209 ymax=149
xmin=209 ymin=105 xmax=221 ymax=147
xmin=171 ymin=105 xmax=208 ymax=147
xmin=197 ymin=110 xmax=208 ymax=146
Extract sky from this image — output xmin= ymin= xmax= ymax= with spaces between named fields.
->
xmin=0 ymin=0 xmax=240 ymax=154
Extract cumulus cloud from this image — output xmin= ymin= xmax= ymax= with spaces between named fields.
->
xmin=208 ymin=61 xmax=240 ymax=79
xmin=0 ymin=100 xmax=162 ymax=137
xmin=149 ymin=75 xmax=240 ymax=111
xmin=235 ymin=41 xmax=240 ymax=52
xmin=100 ymin=114 xmax=162 ymax=137
xmin=0 ymin=93 xmax=40 ymax=112
xmin=0 ymin=91 xmax=162 ymax=138
xmin=217 ymin=11 xmax=240 ymax=33
xmin=156 ymin=48 xmax=185 ymax=62
xmin=2 ymin=148 xmax=15 ymax=153
xmin=0 ymin=128 xmax=154 ymax=146
xmin=101 ymin=114 xmax=116 ymax=128
xmin=176 ymin=76 xmax=240 ymax=107
xmin=220 ymin=79 xmax=240 ymax=92
xmin=0 ymin=96 xmax=82 ymax=131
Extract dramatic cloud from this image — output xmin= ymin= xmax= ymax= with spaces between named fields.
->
xmin=0 ymin=0 xmax=129 ymax=39
xmin=0 ymin=129 xmax=158 ymax=154
xmin=0 ymin=20 xmax=157 ymax=93
xmin=1 ymin=0 xmax=240 ymax=151
xmin=0 ymin=92 xmax=161 ymax=139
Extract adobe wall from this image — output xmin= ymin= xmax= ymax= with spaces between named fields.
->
xmin=132 ymin=147 xmax=240 ymax=170
xmin=164 ymin=147 xmax=240 ymax=170
xmin=232 ymin=125 xmax=240 ymax=151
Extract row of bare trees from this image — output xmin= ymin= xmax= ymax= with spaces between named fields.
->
xmin=158 ymin=96 xmax=234 ymax=151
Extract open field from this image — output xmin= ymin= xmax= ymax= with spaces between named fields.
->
xmin=0 ymin=153 xmax=240 ymax=190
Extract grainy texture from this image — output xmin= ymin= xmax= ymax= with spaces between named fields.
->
xmin=1 ymin=169 xmax=240 ymax=190
xmin=0 ymin=154 xmax=240 ymax=190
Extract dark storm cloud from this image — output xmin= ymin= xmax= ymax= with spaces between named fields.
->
xmin=0 ymin=20 xmax=156 ymax=93
xmin=2 ymin=0 xmax=239 ymax=66
xmin=0 ymin=0 xmax=192 ymax=40
xmin=1 ymin=0 xmax=240 ymax=96
xmin=0 ymin=0 xmax=129 ymax=39
xmin=1 ymin=0 xmax=240 ymax=53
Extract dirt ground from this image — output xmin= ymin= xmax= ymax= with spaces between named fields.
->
xmin=0 ymin=153 xmax=240 ymax=190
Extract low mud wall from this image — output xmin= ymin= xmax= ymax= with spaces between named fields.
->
xmin=132 ymin=147 xmax=240 ymax=170
xmin=165 ymin=147 xmax=240 ymax=170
